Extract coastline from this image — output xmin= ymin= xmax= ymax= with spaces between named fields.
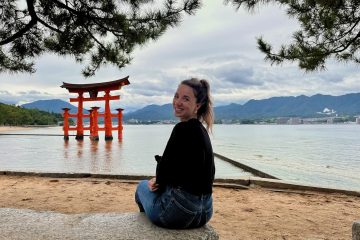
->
xmin=0 ymin=175 xmax=359 ymax=239
xmin=0 ymin=126 xmax=33 ymax=132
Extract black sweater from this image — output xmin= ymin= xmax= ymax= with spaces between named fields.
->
xmin=155 ymin=118 xmax=215 ymax=195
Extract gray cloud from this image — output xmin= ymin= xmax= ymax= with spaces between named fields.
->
xmin=0 ymin=89 xmax=69 ymax=105
xmin=213 ymin=65 xmax=260 ymax=86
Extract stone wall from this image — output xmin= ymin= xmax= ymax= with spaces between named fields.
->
xmin=0 ymin=208 xmax=219 ymax=240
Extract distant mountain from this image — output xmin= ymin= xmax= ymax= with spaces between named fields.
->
xmin=124 ymin=104 xmax=175 ymax=121
xmin=20 ymin=93 xmax=360 ymax=121
xmin=216 ymin=93 xmax=360 ymax=119
xmin=21 ymin=99 xmax=78 ymax=114
xmin=124 ymin=93 xmax=360 ymax=121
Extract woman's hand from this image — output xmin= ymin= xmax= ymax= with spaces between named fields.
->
xmin=148 ymin=177 xmax=159 ymax=192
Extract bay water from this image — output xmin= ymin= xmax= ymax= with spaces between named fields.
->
xmin=0 ymin=124 xmax=359 ymax=191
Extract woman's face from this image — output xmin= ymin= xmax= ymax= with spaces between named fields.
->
xmin=173 ymin=84 xmax=201 ymax=122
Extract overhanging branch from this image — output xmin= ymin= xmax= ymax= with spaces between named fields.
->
xmin=0 ymin=0 xmax=38 ymax=45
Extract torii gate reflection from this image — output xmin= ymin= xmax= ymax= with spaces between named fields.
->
xmin=61 ymin=76 xmax=130 ymax=141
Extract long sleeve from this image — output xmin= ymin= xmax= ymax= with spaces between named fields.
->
xmin=155 ymin=119 xmax=215 ymax=195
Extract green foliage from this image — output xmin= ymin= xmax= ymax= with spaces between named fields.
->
xmin=225 ymin=0 xmax=360 ymax=71
xmin=0 ymin=0 xmax=200 ymax=77
xmin=0 ymin=103 xmax=63 ymax=125
xmin=333 ymin=116 xmax=356 ymax=123
xmin=240 ymin=119 xmax=255 ymax=124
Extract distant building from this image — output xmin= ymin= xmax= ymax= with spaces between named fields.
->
xmin=356 ymin=117 xmax=360 ymax=124
xmin=220 ymin=119 xmax=233 ymax=124
xmin=160 ymin=120 xmax=177 ymax=124
xmin=287 ymin=117 xmax=302 ymax=125
xmin=327 ymin=117 xmax=334 ymax=124
xmin=276 ymin=117 xmax=290 ymax=124
xmin=302 ymin=117 xmax=328 ymax=124
xmin=317 ymin=107 xmax=336 ymax=115
xmin=127 ymin=119 xmax=139 ymax=124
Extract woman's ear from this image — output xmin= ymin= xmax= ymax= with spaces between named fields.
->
xmin=195 ymin=103 xmax=202 ymax=112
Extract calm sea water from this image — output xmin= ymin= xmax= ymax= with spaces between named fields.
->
xmin=212 ymin=124 xmax=360 ymax=191
xmin=0 ymin=124 xmax=359 ymax=191
xmin=0 ymin=126 xmax=248 ymax=179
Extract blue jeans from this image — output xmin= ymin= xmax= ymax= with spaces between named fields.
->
xmin=135 ymin=180 xmax=213 ymax=229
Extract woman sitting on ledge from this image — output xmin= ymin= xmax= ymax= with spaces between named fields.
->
xmin=135 ymin=78 xmax=215 ymax=229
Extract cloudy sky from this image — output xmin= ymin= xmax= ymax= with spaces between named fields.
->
xmin=1 ymin=1 xmax=359 ymax=112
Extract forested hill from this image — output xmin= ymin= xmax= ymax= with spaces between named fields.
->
xmin=0 ymin=103 xmax=63 ymax=126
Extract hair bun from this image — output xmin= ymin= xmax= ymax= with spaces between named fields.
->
xmin=200 ymin=79 xmax=209 ymax=90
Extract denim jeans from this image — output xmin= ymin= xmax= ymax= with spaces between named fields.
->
xmin=135 ymin=180 xmax=213 ymax=229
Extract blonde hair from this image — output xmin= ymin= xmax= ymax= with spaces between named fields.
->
xmin=181 ymin=78 xmax=214 ymax=132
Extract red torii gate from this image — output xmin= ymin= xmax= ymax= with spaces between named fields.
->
xmin=61 ymin=76 xmax=130 ymax=141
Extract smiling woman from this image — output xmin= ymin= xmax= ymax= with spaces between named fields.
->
xmin=135 ymin=78 xmax=215 ymax=229
xmin=173 ymin=84 xmax=200 ymax=122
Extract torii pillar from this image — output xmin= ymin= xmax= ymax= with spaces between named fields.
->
xmin=116 ymin=108 xmax=124 ymax=139
xmin=104 ymin=90 xmax=113 ymax=140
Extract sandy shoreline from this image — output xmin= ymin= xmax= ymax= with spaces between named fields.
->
xmin=0 ymin=126 xmax=33 ymax=132
xmin=0 ymin=175 xmax=358 ymax=239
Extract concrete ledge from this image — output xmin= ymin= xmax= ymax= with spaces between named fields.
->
xmin=0 ymin=170 xmax=153 ymax=181
xmin=249 ymin=177 xmax=360 ymax=197
xmin=214 ymin=152 xmax=278 ymax=179
xmin=353 ymin=220 xmax=360 ymax=240
xmin=0 ymin=208 xmax=219 ymax=240
xmin=214 ymin=177 xmax=250 ymax=186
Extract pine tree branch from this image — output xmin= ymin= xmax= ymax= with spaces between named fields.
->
xmin=333 ymin=30 xmax=360 ymax=53
xmin=1 ymin=0 xmax=201 ymax=76
xmin=335 ymin=18 xmax=360 ymax=42
xmin=83 ymin=26 xmax=106 ymax=50
xmin=52 ymin=0 xmax=79 ymax=15
xmin=0 ymin=0 xmax=37 ymax=45
xmin=36 ymin=17 xmax=63 ymax=34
